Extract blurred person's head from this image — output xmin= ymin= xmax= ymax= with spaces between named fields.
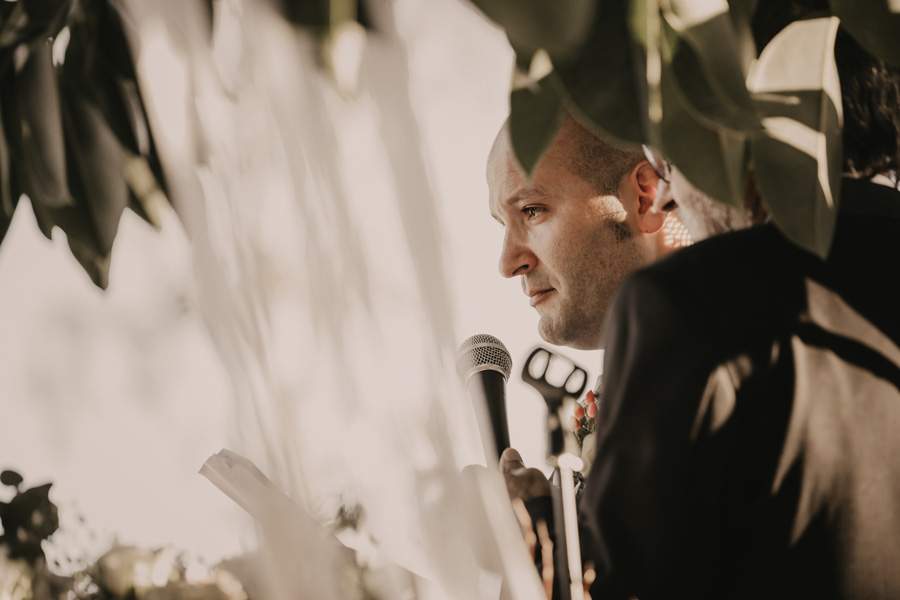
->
xmin=487 ymin=115 xmax=684 ymax=350
xmin=644 ymin=145 xmax=754 ymax=241
xmin=648 ymin=0 xmax=900 ymax=241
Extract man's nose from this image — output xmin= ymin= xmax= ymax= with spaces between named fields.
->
xmin=498 ymin=229 xmax=535 ymax=278
xmin=653 ymin=178 xmax=678 ymax=213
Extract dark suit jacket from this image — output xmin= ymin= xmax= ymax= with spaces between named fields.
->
xmin=581 ymin=179 xmax=900 ymax=599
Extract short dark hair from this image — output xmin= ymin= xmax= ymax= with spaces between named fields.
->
xmin=558 ymin=115 xmax=644 ymax=196
xmin=753 ymin=0 xmax=900 ymax=177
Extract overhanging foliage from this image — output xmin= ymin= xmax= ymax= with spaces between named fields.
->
xmin=470 ymin=0 xmax=900 ymax=258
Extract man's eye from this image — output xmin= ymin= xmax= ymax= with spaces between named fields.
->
xmin=523 ymin=206 xmax=544 ymax=219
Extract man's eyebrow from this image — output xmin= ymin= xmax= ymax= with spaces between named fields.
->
xmin=506 ymin=186 xmax=548 ymax=206
xmin=491 ymin=186 xmax=549 ymax=224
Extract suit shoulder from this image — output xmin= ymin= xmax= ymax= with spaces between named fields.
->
xmin=614 ymin=226 xmax=809 ymax=350
xmin=635 ymin=225 xmax=802 ymax=299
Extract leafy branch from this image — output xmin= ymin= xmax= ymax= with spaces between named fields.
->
xmin=469 ymin=0 xmax=900 ymax=258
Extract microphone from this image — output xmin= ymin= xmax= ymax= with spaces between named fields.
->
xmin=456 ymin=334 xmax=513 ymax=458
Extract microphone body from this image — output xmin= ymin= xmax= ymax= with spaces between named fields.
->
xmin=465 ymin=369 xmax=510 ymax=454
xmin=457 ymin=334 xmax=513 ymax=459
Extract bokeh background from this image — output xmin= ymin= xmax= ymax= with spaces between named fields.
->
xmin=0 ymin=0 xmax=600 ymax=569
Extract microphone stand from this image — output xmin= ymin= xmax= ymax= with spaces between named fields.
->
xmin=522 ymin=348 xmax=588 ymax=600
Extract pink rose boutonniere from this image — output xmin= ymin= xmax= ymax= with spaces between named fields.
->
xmin=571 ymin=385 xmax=601 ymax=474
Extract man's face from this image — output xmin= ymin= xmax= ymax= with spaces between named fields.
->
xmin=487 ymin=132 xmax=652 ymax=350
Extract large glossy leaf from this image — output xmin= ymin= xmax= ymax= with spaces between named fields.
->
xmin=830 ymin=0 xmax=900 ymax=67
xmin=661 ymin=0 xmax=761 ymax=133
xmin=30 ymin=184 xmax=112 ymax=289
xmin=63 ymin=2 xmax=144 ymax=156
xmin=508 ymin=56 xmax=566 ymax=179
xmin=748 ymin=16 xmax=842 ymax=259
xmin=60 ymin=1 xmax=165 ymax=235
xmin=469 ymin=0 xmax=596 ymax=65
xmin=61 ymin=86 xmax=128 ymax=257
xmin=725 ymin=0 xmax=758 ymax=71
xmin=658 ymin=59 xmax=748 ymax=209
xmin=16 ymin=42 xmax=70 ymax=208
xmin=554 ymin=0 xmax=647 ymax=145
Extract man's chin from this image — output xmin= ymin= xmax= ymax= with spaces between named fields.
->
xmin=537 ymin=318 xmax=571 ymax=348
xmin=538 ymin=317 xmax=602 ymax=350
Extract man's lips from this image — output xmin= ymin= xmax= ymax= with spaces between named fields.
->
xmin=528 ymin=288 xmax=555 ymax=307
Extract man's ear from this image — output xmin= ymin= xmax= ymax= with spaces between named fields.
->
xmin=632 ymin=162 xmax=667 ymax=234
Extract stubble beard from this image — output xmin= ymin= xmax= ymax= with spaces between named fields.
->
xmin=537 ymin=221 xmax=652 ymax=350
xmin=537 ymin=287 xmax=609 ymax=350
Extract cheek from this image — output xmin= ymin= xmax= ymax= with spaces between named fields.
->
xmin=558 ymin=229 xmax=611 ymax=282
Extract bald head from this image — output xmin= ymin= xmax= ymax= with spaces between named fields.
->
xmin=489 ymin=115 xmax=643 ymax=198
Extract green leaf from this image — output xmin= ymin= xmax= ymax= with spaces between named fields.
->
xmin=0 ymin=481 xmax=59 ymax=562
xmin=469 ymin=0 xmax=597 ymax=65
xmin=30 ymin=201 xmax=55 ymax=239
xmin=29 ymin=193 xmax=112 ymax=289
xmin=725 ymin=0 xmax=758 ymax=71
xmin=830 ymin=0 xmax=900 ymax=66
xmin=63 ymin=2 xmax=143 ymax=156
xmin=61 ymin=86 xmax=128 ymax=257
xmin=658 ymin=60 xmax=748 ymax=209
xmin=661 ymin=0 xmax=761 ymax=133
xmin=0 ymin=470 xmax=23 ymax=488
xmin=67 ymin=233 xmax=110 ymax=289
xmin=748 ymin=16 xmax=843 ymax=259
xmin=554 ymin=0 xmax=647 ymax=145
xmin=62 ymin=1 xmax=169 ymax=210
xmin=509 ymin=64 xmax=566 ymax=179
xmin=16 ymin=42 xmax=70 ymax=209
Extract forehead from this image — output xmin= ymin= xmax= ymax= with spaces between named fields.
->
xmin=487 ymin=130 xmax=568 ymax=193
xmin=488 ymin=130 xmax=586 ymax=211
xmin=487 ymin=129 xmax=517 ymax=181
xmin=487 ymin=149 xmax=523 ymax=195
xmin=486 ymin=133 xmax=521 ymax=214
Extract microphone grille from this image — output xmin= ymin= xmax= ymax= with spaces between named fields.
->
xmin=456 ymin=334 xmax=512 ymax=382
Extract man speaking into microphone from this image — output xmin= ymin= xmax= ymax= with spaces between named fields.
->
xmin=484 ymin=113 xmax=685 ymax=490
xmin=481 ymin=112 xmax=689 ymax=600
